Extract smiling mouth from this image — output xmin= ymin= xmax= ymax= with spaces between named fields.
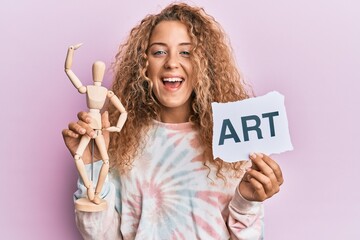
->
xmin=162 ymin=77 xmax=183 ymax=89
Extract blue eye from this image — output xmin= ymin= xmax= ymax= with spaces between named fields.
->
xmin=180 ymin=51 xmax=190 ymax=56
xmin=154 ymin=50 xmax=167 ymax=55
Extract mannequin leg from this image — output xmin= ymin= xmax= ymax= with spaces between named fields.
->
xmin=74 ymin=134 xmax=94 ymax=200
xmin=93 ymin=132 xmax=109 ymax=204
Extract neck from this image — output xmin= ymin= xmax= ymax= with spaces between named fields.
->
xmin=159 ymin=106 xmax=191 ymax=123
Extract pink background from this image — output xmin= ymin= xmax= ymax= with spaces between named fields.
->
xmin=1 ymin=0 xmax=359 ymax=239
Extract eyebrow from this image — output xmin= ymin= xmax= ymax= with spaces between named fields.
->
xmin=149 ymin=42 xmax=192 ymax=48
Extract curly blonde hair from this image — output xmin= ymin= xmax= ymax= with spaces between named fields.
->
xmin=108 ymin=3 xmax=252 ymax=178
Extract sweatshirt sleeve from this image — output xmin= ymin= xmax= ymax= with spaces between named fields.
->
xmin=73 ymin=161 xmax=122 ymax=240
xmin=228 ymin=187 xmax=264 ymax=240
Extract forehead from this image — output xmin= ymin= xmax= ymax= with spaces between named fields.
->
xmin=149 ymin=20 xmax=191 ymax=43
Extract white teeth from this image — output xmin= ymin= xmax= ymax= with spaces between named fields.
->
xmin=163 ymin=77 xmax=183 ymax=82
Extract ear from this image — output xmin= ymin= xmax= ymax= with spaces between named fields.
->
xmin=143 ymin=60 xmax=149 ymax=78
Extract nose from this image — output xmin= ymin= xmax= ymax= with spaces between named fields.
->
xmin=164 ymin=53 xmax=179 ymax=69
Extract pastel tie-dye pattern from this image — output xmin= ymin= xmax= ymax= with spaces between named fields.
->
xmin=74 ymin=121 xmax=264 ymax=239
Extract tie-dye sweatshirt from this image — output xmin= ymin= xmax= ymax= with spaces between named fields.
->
xmin=74 ymin=120 xmax=264 ymax=240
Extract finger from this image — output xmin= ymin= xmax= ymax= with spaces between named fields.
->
xmin=242 ymin=172 xmax=251 ymax=183
xmin=68 ymin=122 xmax=86 ymax=135
xmin=248 ymin=154 xmax=260 ymax=171
xmin=262 ymin=154 xmax=284 ymax=186
xmin=246 ymin=169 xmax=278 ymax=196
xmin=77 ymin=111 xmax=92 ymax=124
xmin=101 ymin=111 xmax=110 ymax=128
xmin=249 ymin=153 xmax=280 ymax=194
xmin=250 ymin=153 xmax=275 ymax=178
xmin=77 ymin=120 xmax=95 ymax=138
xmin=248 ymin=177 xmax=267 ymax=202
xmin=62 ymin=129 xmax=79 ymax=138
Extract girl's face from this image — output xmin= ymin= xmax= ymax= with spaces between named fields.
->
xmin=147 ymin=20 xmax=194 ymax=123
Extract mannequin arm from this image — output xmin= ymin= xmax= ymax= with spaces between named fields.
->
xmin=65 ymin=43 xmax=86 ymax=94
xmin=106 ymin=91 xmax=127 ymax=132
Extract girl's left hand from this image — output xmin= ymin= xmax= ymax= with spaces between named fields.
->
xmin=239 ymin=153 xmax=284 ymax=202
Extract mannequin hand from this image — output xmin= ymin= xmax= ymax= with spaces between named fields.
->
xmin=69 ymin=43 xmax=83 ymax=50
xmin=105 ymin=126 xmax=121 ymax=132
xmin=78 ymin=86 xmax=87 ymax=94
xmin=239 ymin=153 xmax=283 ymax=202
xmin=62 ymin=111 xmax=111 ymax=164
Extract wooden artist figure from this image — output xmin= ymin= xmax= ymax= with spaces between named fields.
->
xmin=64 ymin=43 xmax=127 ymax=212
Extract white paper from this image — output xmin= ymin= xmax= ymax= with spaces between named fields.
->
xmin=212 ymin=91 xmax=293 ymax=162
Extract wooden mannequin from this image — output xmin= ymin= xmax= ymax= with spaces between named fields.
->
xmin=65 ymin=43 xmax=127 ymax=212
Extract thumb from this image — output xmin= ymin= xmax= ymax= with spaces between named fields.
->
xmin=102 ymin=111 xmax=110 ymax=128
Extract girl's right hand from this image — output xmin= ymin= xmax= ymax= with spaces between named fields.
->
xmin=62 ymin=111 xmax=111 ymax=164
